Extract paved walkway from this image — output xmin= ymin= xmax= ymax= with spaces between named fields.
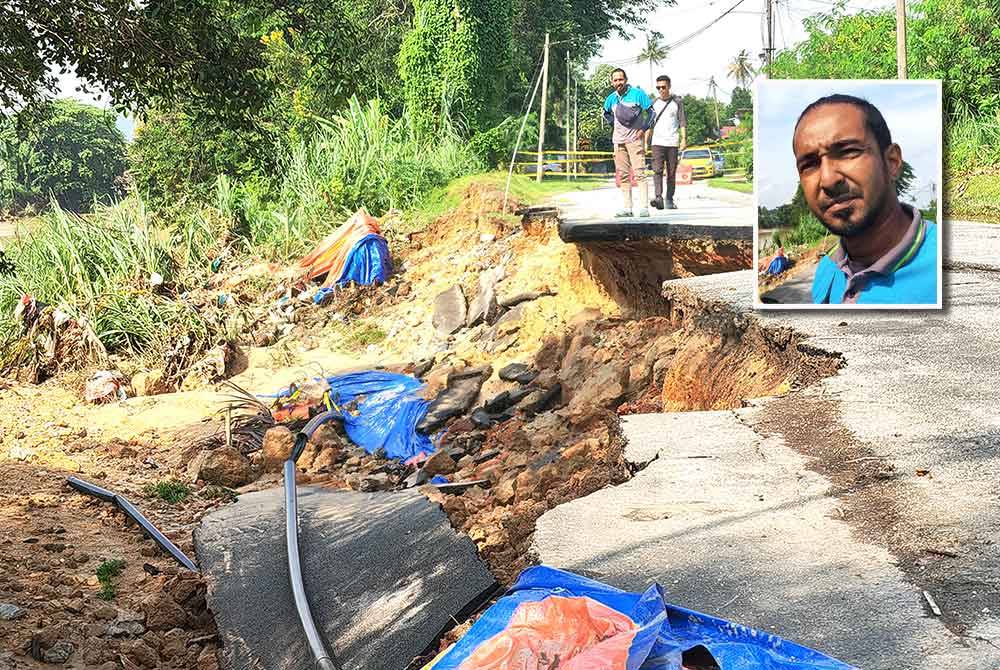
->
xmin=533 ymin=219 xmax=1000 ymax=669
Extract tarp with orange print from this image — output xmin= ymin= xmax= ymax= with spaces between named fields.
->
xmin=426 ymin=566 xmax=855 ymax=670
xmin=299 ymin=208 xmax=392 ymax=288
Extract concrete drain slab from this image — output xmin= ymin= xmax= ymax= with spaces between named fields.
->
xmin=194 ymin=486 xmax=496 ymax=670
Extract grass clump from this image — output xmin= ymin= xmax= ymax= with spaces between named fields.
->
xmin=332 ymin=320 xmax=386 ymax=351
xmin=199 ymin=485 xmax=238 ymax=502
xmin=96 ymin=558 xmax=126 ymax=600
xmin=227 ymin=97 xmax=484 ymax=260
xmin=144 ymin=479 xmax=191 ymax=504
xmin=707 ymin=178 xmax=752 ymax=194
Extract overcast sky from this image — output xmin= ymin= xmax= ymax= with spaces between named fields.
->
xmin=591 ymin=0 xmax=896 ymax=103
xmin=755 ymin=80 xmax=941 ymax=208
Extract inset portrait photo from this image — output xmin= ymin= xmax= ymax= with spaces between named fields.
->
xmin=753 ymin=80 xmax=942 ymax=309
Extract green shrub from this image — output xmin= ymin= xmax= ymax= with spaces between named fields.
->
xmin=96 ymin=558 xmax=126 ymax=600
xmin=144 ymin=480 xmax=191 ymax=504
xmin=0 ymin=194 xmax=214 ymax=352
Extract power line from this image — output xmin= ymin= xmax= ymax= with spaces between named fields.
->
xmin=601 ymin=0 xmax=751 ymax=68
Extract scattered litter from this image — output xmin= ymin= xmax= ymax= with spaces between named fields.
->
xmin=426 ymin=566 xmax=853 ymax=670
xmin=923 ymin=590 xmax=942 ymax=616
xmin=84 ymin=370 xmax=130 ymax=404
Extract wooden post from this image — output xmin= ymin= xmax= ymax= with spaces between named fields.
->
xmin=896 ymin=0 xmax=907 ymax=78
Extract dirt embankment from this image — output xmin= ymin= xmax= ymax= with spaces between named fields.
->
xmin=1 ymin=182 xmax=837 ymax=669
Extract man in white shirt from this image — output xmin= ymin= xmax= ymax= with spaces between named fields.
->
xmin=646 ymin=75 xmax=687 ymax=210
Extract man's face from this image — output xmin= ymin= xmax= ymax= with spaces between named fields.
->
xmin=611 ymin=71 xmax=627 ymax=94
xmin=792 ymin=103 xmax=900 ymax=238
xmin=656 ymin=81 xmax=670 ymax=99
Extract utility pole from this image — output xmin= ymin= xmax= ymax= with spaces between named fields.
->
xmin=896 ymin=0 xmax=907 ymax=78
xmin=536 ymin=32 xmax=550 ymax=183
xmin=573 ymin=77 xmax=579 ymax=179
xmin=765 ymin=0 xmax=774 ymax=77
xmin=708 ymin=78 xmax=721 ymax=131
xmin=565 ymin=51 xmax=571 ymax=181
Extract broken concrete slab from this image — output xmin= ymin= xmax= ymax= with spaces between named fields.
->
xmin=467 ymin=269 xmax=504 ymax=328
xmin=195 ymin=487 xmax=495 ymax=670
xmin=432 ymin=285 xmax=467 ymax=336
xmin=417 ymin=366 xmax=491 ymax=434
xmin=533 ymin=410 xmax=999 ymax=670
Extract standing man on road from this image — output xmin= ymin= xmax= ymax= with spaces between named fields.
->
xmin=603 ymin=68 xmax=654 ymax=218
xmin=792 ymin=94 xmax=938 ymax=305
xmin=647 ymin=75 xmax=687 ymax=210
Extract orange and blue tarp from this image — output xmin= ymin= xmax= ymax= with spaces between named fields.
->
xmin=426 ymin=566 xmax=854 ymax=670
xmin=299 ymin=209 xmax=392 ymax=297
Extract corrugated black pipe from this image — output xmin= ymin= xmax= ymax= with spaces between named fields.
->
xmin=66 ymin=476 xmax=198 ymax=572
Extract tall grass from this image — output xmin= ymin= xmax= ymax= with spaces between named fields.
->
xmin=0 ymin=195 xmax=213 ymax=353
xmin=229 ymin=96 xmax=483 ymax=259
xmin=945 ymin=110 xmax=1000 ymax=176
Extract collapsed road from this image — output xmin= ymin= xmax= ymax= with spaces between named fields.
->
xmin=533 ymin=217 xmax=1000 ymax=669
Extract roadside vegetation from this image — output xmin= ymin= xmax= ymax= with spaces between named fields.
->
xmin=771 ymin=0 xmax=1000 ymax=223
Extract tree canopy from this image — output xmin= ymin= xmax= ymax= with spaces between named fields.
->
xmin=1 ymin=99 xmax=126 ymax=212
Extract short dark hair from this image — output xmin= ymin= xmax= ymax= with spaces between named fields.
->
xmin=656 ymin=75 xmax=671 ymax=86
xmin=611 ymin=68 xmax=627 ymax=80
xmin=794 ymin=94 xmax=892 ymax=152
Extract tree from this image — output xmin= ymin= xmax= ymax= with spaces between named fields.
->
xmin=0 ymin=100 xmax=126 ymax=212
xmin=578 ymin=64 xmax=616 ymax=152
xmin=2 ymin=0 xmax=268 ymax=118
xmin=638 ymin=34 xmax=669 ymax=90
xmin=726 ymin=87 xmax=752 ymax=123
xmin=771 ymin=0 xmax=1000 ymax=117
xmin=398 ymin=0 xmax=515 ymax=135
xmin=727 ymin=49 xmax=756 ymax=89
xmin=680 ymin=95 xmax=718 ymax=144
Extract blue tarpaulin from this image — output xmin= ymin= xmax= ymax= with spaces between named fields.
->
xmin=314 ymin=234 xmax=393 ymax=304
xmin=427 ymin=566 xmax=855 ymax=670
xmin=324 ymin=371 xmax=436 ymax=462
xmin=272 ymin=371 xmax=436 ymax=462
xmin=766 ymin=255 xmax=790 ymax=276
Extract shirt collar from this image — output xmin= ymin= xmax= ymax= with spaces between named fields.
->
xmin=830 ymin=204 xmax=923 ymax=277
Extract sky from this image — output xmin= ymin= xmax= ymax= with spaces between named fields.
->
xmin=591 ymin=0 xmax=894 ymax=103
xmin=754 ymin=80 xmax=940 ymax=208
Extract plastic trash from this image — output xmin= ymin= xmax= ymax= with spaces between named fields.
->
xmin=425 ymin=566 xmax=855 ymax=670
xmin=84 ymin=370 xmax=130 ymax=404
xmin=767 ymin=255 xmax=790 ymax=276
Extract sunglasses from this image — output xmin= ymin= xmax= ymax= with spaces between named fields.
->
xmin=656 ymin=85 xmax=668 ymax=89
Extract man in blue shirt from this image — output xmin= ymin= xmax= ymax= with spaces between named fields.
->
xmin=791 ymin=94 xmax=939 ymax=305
xmin=603 ymin=68 xmax=655 ymax=218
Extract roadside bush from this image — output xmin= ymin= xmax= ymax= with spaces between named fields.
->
xmin=0 ymin=195 xmax=214 ymax=353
